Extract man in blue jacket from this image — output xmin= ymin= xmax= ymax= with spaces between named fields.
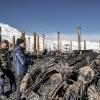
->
xmin=13 ymin=38 xmax=33 ymax=100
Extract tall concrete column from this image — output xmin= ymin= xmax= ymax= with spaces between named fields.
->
xmin=28 ymin=37 xmax=30 ymax=52
xmin=69 ymin=40 xmax=72 ymax=51
xmin=99 ymin=40 xmax=100 ymax=53
xmin=84 ymin=40 xmax=86 ymax=50
xmin=65 ymin=44 xmax=68 ymax=52
xmin=20 ymin=32 xmax=25 ymax=39
xmin=0 ymin=27 xmax=2 ymax=45
xmin=33 ymin=33 xmax=37 ymax=53
xmin=77 ymin=26 xmax=81 ymax=50
xmin=12 ymin=36 xmax=15 ymax=49
xmin=9 ymin=43 xmax=12 ymax=51
xmin=60 ymin=41 xmax=62 ymax=50
xmin=43 ymin=34 xmax=45 ymax=50
xmin=37 ymin=35 xmax=40 ymax=53
xmin=20 ymin=32 xmax=26 ymax=49
xmin=57 ymin=32 xmax=60 ymax=50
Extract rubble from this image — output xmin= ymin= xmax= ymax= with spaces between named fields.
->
xmin=3 ymin=50 xmax=100 ymax=100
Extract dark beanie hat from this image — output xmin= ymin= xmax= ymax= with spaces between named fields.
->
xmin=16 ymin=38 xmax=24 ymax=45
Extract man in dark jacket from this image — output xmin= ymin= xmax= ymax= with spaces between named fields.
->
xmin=0 ymin=40 xmax=16 ymax=98
xmin=13 ymin=38 xmax=34 ymax=100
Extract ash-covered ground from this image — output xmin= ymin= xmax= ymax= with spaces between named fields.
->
xmin=3 ymin=50 xmax=100 ymax=100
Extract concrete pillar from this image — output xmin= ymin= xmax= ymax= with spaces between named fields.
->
xmin=37 ymin=35 xmax=40 ymax=53
xmin=12 ymin=36 xmax=15 ymax=49
xmin=60 ymin=41 xmax=62 ymax=50
xmin=77 ymin=26 xmax=81 ymax=50
xmin=43 ymin=34 xmax=45 ymax=50
xmin=69 ymin=40 xmax=72 ymax=51
xmin=20 ymin=32 xmax=26 ymax=49
xmin=20 ymin=32 xmax=25 ymax=39
xmin=0 ymin=27 xmax=2 ymax=46
xmin=28 ymin=37 xmax=30 ymax=52
xmin=33 ymin=33 xmax=37 ymax=53
xmin=9 ymin=43 xmax=13 ymax=51
xmin=53 ymin=43 xmax=56 ymax=50
xmin=99 ymin=40 xmax=100 ymax=53
xmin=57 ymin=32 xmax=60 ymax=50
xmin=65 ymin=44 xmax=68 ymax=52
xmin=84 ymin=40 xmax=86 ymax=50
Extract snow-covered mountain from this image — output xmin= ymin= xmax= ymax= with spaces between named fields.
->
xmin=0 ymin=23 xmax=99 ymax=52
xmin=0 ymin=23 xmax=21 ymax=42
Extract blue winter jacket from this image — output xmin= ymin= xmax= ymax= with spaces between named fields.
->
xmin=13 ymin=46 xmax=28 ymax=76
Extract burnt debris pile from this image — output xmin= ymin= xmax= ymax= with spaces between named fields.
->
xmin=8 ymin=50 xmax=100 ymax=100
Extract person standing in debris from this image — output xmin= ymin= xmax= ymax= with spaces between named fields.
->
xmin=13 ymin=38 xmax=34 ymax=100
xmin=0 ymin=40 xmax=16 ymax=98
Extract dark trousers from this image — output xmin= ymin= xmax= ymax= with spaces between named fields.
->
xmin=16 ymin=75 xmax=24 ymax=100
xmin=2 ymin=69 xmax=16 ymax=92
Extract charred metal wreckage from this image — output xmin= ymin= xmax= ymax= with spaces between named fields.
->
xmin=3 ymin=50 xmax=100 ymax=100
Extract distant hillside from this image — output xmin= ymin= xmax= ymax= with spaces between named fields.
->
xmin=0 ymin=23 xmax=99 ymax=52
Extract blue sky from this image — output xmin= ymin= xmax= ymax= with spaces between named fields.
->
xmin=0 ymin=0 xmax=100 ymax=41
